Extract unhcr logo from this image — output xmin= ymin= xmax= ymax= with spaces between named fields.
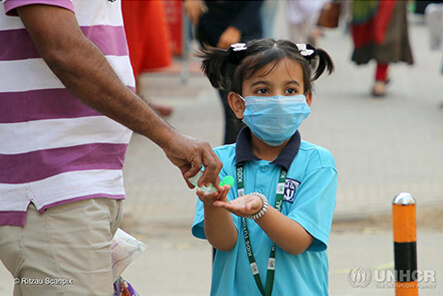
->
xmin=346 ymin=267 xmax=437 ymax=289
xmin=348 ymin=268 xmax=372 ymax=288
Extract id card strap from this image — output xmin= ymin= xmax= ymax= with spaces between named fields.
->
xmin=238 ymin=164 xmax=265 ymax=294
xmin=236 ymin=164 xmax=245 ymax=197
xmin=242 ymin=216 xmax=266 ymax=295
xmin=275 ymin=169 xmax=287 ymax=212
xmin=237 ymin=164 xmax=287 ymax=296
xmin=264 ymin=168 xmax=286 ymax=296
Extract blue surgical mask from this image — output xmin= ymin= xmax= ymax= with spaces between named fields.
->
xmin=239 ymin=94 xmax=311 ymax=146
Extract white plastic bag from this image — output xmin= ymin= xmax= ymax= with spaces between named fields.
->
xmin=111 ymin=228 xmax=148 ymax=281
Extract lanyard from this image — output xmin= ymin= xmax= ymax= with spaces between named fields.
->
xmin=236 ymin=164 xmax=287 ymax=296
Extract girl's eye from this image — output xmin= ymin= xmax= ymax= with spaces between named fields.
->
xmin=256 ymin=88 xmax=269 ymax=94
xmin=285 ymin=88 xmax=298 ymax=94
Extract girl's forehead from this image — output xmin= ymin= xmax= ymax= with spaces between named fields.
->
xmin=247 ymin=58 xmax=303 ymax=80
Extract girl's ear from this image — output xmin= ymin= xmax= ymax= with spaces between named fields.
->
xmin=227 ymin=92 xmax=246 ymax=119
xmin=305 ymin=91 xmax=313 ymax=107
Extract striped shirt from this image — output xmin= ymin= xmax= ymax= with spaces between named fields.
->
xmin=0 ymin=0 xmax=135 ymax=226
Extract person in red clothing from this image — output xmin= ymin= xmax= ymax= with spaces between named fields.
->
xmin=122 ymin=0 xmax=173 ymax=116
xmin=351 ymin=0 xmax=414 ymax=97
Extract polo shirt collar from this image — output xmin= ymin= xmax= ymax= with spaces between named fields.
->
xmin=235 ymin=127 xmax=301 ymax=171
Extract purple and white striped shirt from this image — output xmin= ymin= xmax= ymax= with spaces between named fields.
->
xmin=0 ymin=0 xmax=135 ymax=226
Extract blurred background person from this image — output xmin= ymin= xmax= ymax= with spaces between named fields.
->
xmin=184 ymin=0 xmax=264 ymax=144
xmin=261 ymin=0 xmax=279 ymax=39
xmin=414 ymin=0 xmax=443 ymax=15
xmin=286 ymin=0 xmax=328 ymax=46
xmin=122 ymin=0 xmax=173 ymax=117
xmin=350 ymin=0 xmax=414 ymax=97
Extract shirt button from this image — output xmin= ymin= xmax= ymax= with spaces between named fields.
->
xmin=259 ymin=188 xmax=265 ymax=193
xmin=261 ymin=166 xmax=269 ymax=172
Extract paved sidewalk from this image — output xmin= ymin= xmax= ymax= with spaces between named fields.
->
xmin=1 ymin=227 xmax=442 ymax=296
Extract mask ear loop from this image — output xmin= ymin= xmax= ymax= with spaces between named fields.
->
xmin=235 ymin=93 xmax=246 ymax=120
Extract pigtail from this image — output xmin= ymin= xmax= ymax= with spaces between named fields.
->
xmin=312 ymin=48 xmax=334 ymax=81
xmin=195 ymin=46 xmax=231 ymax=90
xmin=293 ymin=43 xmax=334 ymax=81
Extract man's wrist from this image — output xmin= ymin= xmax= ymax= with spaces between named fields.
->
xmin=150 ymin=124 xmax=177 ymax=149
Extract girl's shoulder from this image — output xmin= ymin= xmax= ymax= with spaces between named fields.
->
xmin=298 ymin=140 xmax=336 ymax=169
xmin=213 ymin=143 xmax=236 ymax=153
xmin=213 ymin=143 xmax=237 ymax=161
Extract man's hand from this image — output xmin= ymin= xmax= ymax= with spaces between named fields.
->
xmin=217 ymin=26 xmax=242 ymax=49
xmin=162 ymin=133 xmax=222 ymax=189
xmin=213 ymin=194 xmax=263 ymax=217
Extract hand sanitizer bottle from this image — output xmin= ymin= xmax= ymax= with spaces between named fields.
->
xmin=188 ymin=171 xmax=235 ymax=193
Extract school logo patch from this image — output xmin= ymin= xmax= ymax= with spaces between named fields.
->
xmin=283 ymin=178 xmax=300 ymax=203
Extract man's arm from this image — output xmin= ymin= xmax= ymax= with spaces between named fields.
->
xmin=17 ymin=4 xmax=222 ymax=186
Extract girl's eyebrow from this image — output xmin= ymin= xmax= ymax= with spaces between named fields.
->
xmin=284 ymin=80 xmax=301 ymax=86
xmin=250 ymin=80 xmax=301 ymax=86
xmin=251 ymin=80 xmax=271 ymax=87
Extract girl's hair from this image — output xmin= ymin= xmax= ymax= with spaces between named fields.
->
xmin=196 ymin=39 xmax=334 ymax=95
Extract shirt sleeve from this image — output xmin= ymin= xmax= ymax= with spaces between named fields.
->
xmin=4 ymin=0 xmax=74 ymax=16
xmin=286 ymin=166 xmax=337 ymax=252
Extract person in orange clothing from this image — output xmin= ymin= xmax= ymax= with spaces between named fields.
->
xmin=122 ymin=0 xmax=173 ymax=116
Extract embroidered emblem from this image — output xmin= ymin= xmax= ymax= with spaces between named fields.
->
xmin=283 ymin=178 xmax=300 ymax=203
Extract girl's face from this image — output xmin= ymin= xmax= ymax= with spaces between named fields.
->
xmin=228 ymin=58 xmax=312 ymax=119
xmin=243 ymin=58 xmax=311 ymax=100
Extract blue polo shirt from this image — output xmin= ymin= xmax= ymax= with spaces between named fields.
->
xmin=192 ymin=128 xmax=337 ymax=296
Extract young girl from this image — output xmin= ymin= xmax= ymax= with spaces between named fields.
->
xmin=192 ymin=39 xmax=337 ymax=296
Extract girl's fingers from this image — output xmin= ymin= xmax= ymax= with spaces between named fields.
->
xmin=217 ymin=186 xmax=225 ymax=197
xmin=209 ymin=190 xmax=258 ymax=216
xmin=197 ymin=189 xmax=218 ymax=198
xmin=197 ymin=190 xmax=219 ymax=204
xmin=223 ymin=203 xmax=246 ymax=215
xmin=196 ymin=190 xmax=204 ymax=198
xmin=212 ymin=200 xmax=226 ymax=208
xmin=219 ymin=185 xmax=230 ymax=199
